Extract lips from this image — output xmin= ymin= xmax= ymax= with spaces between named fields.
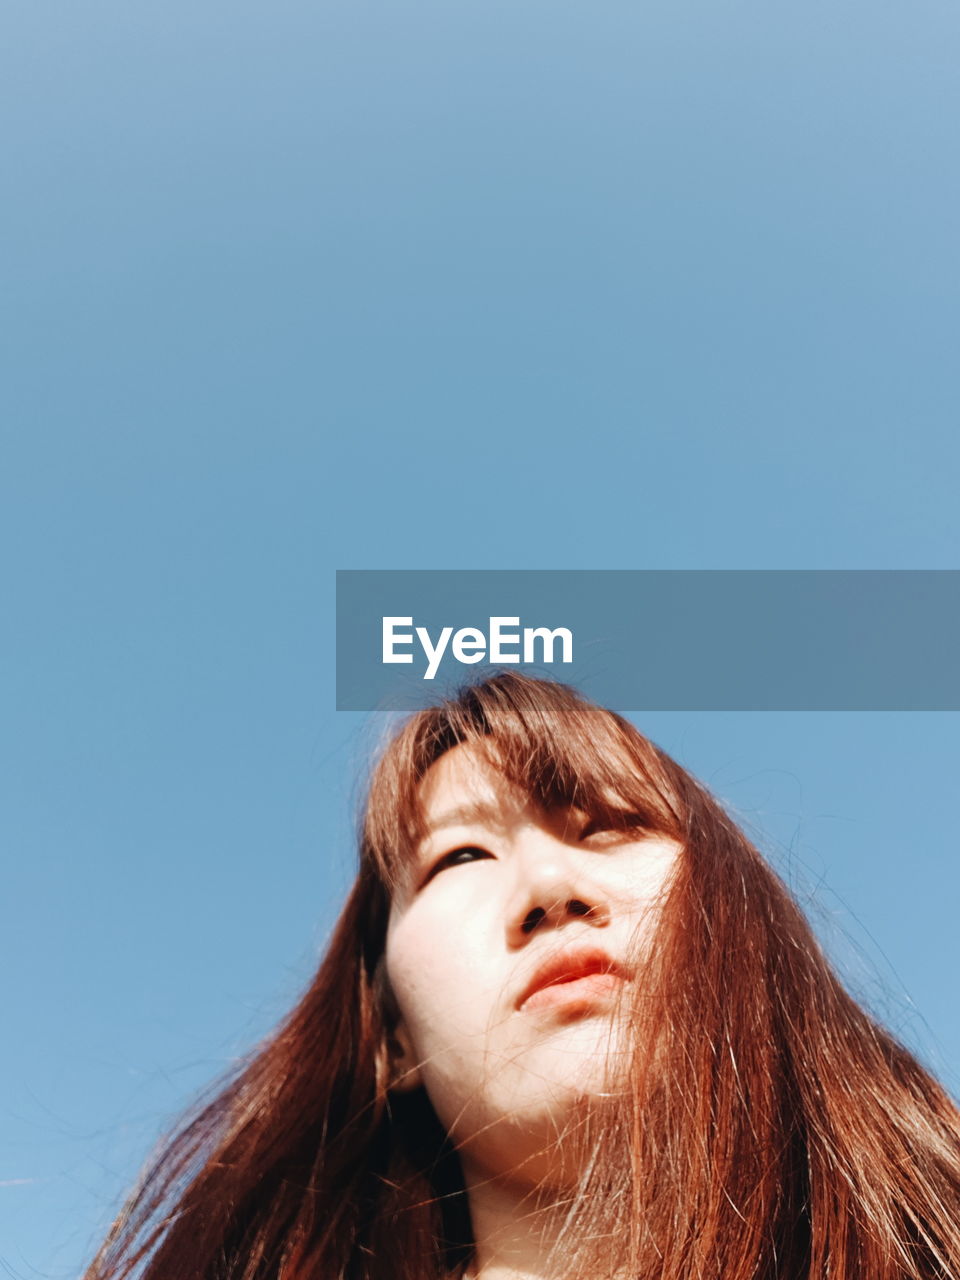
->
xmin=516 ymin=946 xmax=628 ymax=1011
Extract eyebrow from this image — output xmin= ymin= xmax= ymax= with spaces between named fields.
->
xmin=418 ymin=794 xmax=591 ymax=848
xmin=420 ymin=801 xmax=508 ymax=840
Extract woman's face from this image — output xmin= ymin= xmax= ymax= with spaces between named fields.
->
xmin=384 ymin=743 xmax=681 ymax=1186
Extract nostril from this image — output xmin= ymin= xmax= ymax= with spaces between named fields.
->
xmin=567 ymin=899 xmax=594 ymax=917
xmin=521 ymin=907 xmax=546 ymax=935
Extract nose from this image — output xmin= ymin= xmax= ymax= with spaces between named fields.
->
xmin=504 ymin=827 xmax=611 ymax=947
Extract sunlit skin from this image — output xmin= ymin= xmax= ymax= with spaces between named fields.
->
xmin=384 ymin=744 xmax=681 ymax=1279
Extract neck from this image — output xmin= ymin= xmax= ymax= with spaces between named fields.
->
xmin=461 ymin=1159 xmax=621 ymax=1280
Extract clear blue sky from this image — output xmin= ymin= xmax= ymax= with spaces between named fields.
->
xmin=2 ymin=1 xmax=958 ymax=1274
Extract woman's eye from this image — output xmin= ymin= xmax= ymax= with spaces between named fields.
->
xmin=426 ymin=845 xmax=494 ymax=882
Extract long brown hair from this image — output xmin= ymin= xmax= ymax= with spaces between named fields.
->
xmin=84 ymin=672 xmax=960 ymax=1279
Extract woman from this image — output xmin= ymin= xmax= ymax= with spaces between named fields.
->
xmin=85 ymin=672 xmax=960 ymax=1279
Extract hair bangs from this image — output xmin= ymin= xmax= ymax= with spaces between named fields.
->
xmin=360 ymin=673 xmax=685 ymax=897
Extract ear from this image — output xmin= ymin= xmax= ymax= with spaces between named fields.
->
xmin=385 ymin=1018 xmax=423 ymax=1094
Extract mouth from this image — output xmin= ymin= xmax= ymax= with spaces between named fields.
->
xmin=516 ymin=947 xmax=629 ymax=1013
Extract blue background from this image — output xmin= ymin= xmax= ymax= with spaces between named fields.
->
xmin=2 ymin=1 xmax=958 ymax=1273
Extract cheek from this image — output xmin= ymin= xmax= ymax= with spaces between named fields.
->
xmin=385 ymin=916 xmax=464 ymax=1047
xmin=616 ymin=839 xmax=681 ymax=915
xmin=385 ymin=910 xmax=502 ymax=1059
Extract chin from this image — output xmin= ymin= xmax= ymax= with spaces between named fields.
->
xmin=530 ymin=1007 xmax=631 ymax=1083
xmin=446 ymin=1032 xmax=630 ymax=1185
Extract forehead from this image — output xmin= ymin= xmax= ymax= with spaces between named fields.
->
xmin=419 ymin=741 xmax=512 ymax=809
xmin=417 ymin=743 xmax=535 ymax=838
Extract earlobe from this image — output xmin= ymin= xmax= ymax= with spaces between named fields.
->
xmin=386 ymin=1021 xmax=422 ymax=1094
xmin=375 ymin=961 xmax=422 ymax=1093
